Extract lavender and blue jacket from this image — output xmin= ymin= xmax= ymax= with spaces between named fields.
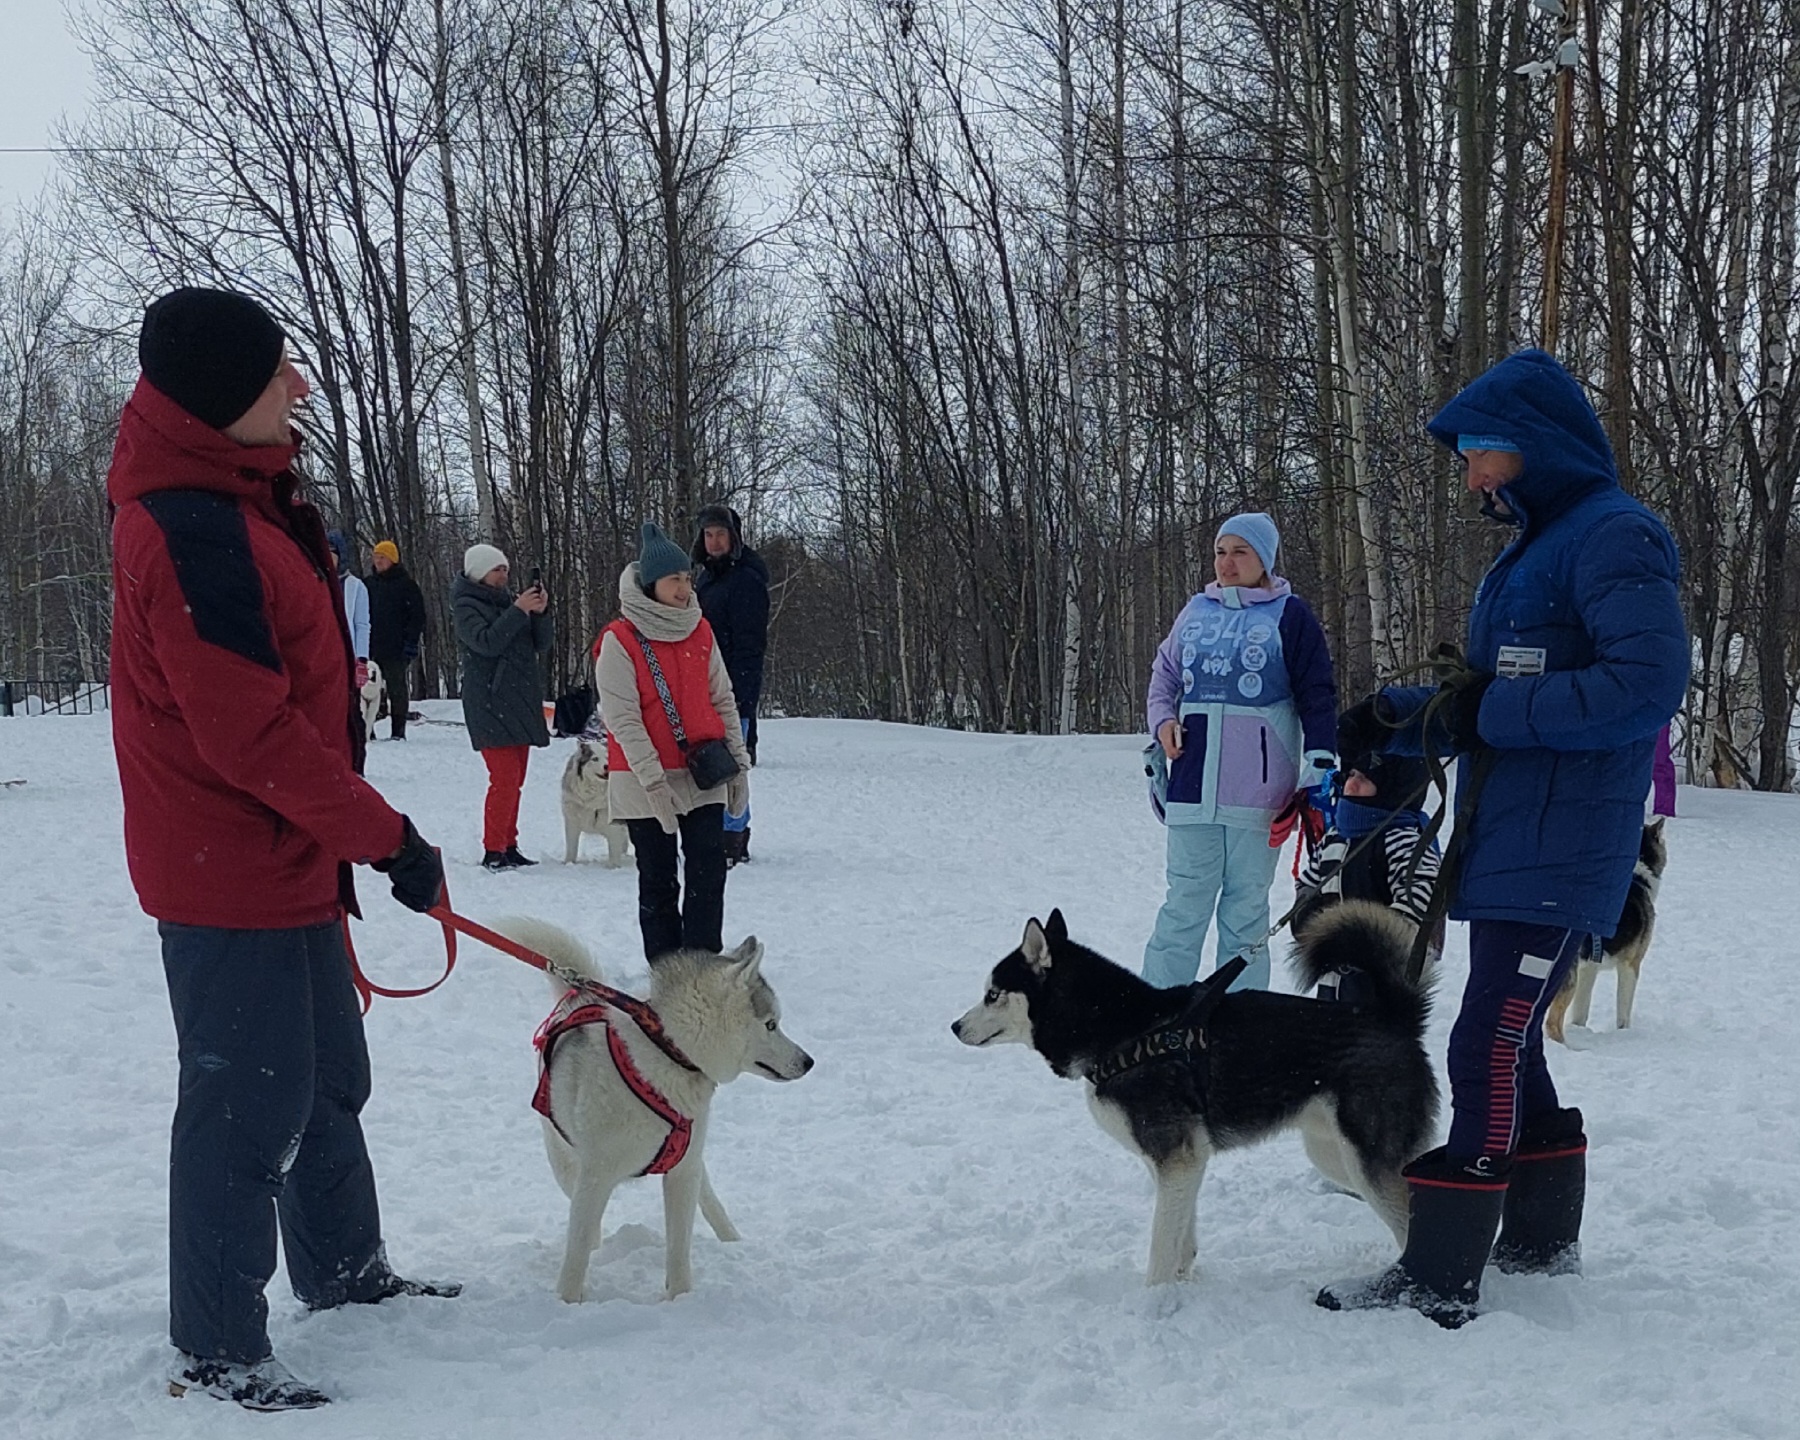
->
xmin=1146 ymin=580 xmax=1337 ymax=828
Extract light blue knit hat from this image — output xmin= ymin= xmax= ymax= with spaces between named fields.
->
xmin=1216 ymin=512 xmax=1279 ymax=581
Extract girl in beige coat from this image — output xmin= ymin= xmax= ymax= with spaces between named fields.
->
xmin=595 ymin=523 xmax=751 ymax=958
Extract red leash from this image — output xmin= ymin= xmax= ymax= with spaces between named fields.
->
xmin=342 ymin=871 xmax=701 ymax=1176
xmin=341 ymin=871 xmax=699 ymax=1074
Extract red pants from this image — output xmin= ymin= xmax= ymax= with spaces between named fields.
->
xmin=481 ymin=746 xmax=530 ymax=851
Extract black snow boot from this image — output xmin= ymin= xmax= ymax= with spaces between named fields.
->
xmin=1316 ymin=1147 xmax=1510 ymax=1329
xmin=504 ymin=845 xmax=538 ymax=867
xmin=1491 ymin=1107 xmax=1586 ymax=1275
xmin=169 ymin=1354 xmax=330 ymax=1411
xmin=308 ymin=1271 xmax=463 ymax=1310
xmin=722 ymin=829 xmax=749 ymax=867
xmin=481 ymin=849 xmax=509 ymax=870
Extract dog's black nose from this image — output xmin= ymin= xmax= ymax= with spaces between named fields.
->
xmin=950 ymin=1020 xmax=962 ymax=1038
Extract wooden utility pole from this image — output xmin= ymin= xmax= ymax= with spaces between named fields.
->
xmin=1541 ymin=6 xmax=1579 ymax=351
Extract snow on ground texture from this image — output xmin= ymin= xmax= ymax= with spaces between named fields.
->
xmin=0 ymin=710 xmax=1794 ymax=1440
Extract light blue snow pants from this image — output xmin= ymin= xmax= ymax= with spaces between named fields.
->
xmin=723 ymin=718 xmax=750 ymax=835
xmin=1142 ymin=821 xmax=1282 ymax=991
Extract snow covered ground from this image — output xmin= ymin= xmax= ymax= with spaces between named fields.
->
xmin=1 ymin=708 xmax=1795 ymax=1439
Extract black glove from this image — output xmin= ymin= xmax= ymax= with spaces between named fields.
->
xmin=1335 ymin=695 xmax=1393 ymax=772
xmin=372 ymin=816 xmax=443 ymax=913
xmin=1438 ymin=673 xmax=1494 ymax=754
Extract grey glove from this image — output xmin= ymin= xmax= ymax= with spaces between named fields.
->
xmin=726 ymin=772 xmax=749 ymax=819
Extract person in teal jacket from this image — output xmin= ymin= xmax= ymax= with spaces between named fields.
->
xmin=1142 ymin=513 xmax=1337 ymax=991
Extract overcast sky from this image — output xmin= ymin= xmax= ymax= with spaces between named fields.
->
xmin=0 ymin=3 xmax=94 ymax=216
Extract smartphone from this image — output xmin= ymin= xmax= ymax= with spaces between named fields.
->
xmin=529 ymin=567 xmax=544 ymax=591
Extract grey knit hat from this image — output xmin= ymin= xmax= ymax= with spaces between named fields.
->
xmin=637 ymin=522 xmax=691 ymax=593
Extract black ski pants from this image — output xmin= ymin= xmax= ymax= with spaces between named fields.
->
xmin=371 ymin=648 xmax=411 ymax=739
xmin=160 ymin=919 xmax=387 ymax=1362
xmin=624 ymin=803 xmax=727 ymax=958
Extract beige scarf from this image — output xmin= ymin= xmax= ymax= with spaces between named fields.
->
xmin=617 ymin=562 xmax=701 ymax=643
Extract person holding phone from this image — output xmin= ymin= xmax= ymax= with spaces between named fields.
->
xmin=452 ymin=543 xmax=552 ymax=869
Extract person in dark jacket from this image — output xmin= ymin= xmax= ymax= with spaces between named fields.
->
xmin=1289 ymin=751 xmax=1443 ymax=998
xmin=1320 ymin=348 xmax=1687 ymax=1328
xmin=367 ymin=539 xmax=426 ymax=739
xmin=110 ymin=287 xmax=453 ymax=1412
xmin=452 ymin=543 xmax=552 ymax=868
xmin=691 ymin=504 xmax=768 ymax=863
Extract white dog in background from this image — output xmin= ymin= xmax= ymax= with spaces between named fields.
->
xmin=359 ymin=660 xmax=385 ymax=744
xmin=561 ymin=738 xmax=632 ymax=866
xmin=494 ymin=917 xmax=814 ymax=1301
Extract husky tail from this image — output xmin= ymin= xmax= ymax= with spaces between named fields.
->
xmin=491 ymin=916 xmax=603 ymax=999
xmin=1290 ymin=900 xmax=1431 ymax=1033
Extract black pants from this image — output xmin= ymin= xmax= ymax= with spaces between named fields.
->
xmin=624 ymin=804 xmax=727 ymax=958
xmin=160 ymin=920 xmax=388 ymax=1362
xmin=373 ymin=650 xmax=410 ymax=739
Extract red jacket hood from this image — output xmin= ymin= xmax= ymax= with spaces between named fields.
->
xmin=107 ymin=374 xmax=301 ymax=508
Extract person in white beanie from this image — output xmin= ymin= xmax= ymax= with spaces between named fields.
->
xmin=451 ymin=544 xmax=552 ymax=868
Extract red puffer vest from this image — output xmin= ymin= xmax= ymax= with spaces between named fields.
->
xmin=598 ymin=617 xmax=727 ymax=775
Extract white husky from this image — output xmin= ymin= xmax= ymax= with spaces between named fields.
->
xmin=359 ymin=659 xmax=386 ymax=743
xmin=495 ymin=918 xmax=813 ymax=1302
xmin=560 ymin=738 xmax=631 ymax=866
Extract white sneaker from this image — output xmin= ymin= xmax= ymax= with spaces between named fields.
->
xmin=168 ymin=1353 xmax=331 ymax=1411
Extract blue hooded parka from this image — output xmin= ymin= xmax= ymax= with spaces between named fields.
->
xmin=1382 ymin=349 xmax=1686 ymax=936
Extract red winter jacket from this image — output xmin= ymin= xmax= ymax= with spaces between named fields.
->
xmin=108 ymin=377 xmax=406 ymax=929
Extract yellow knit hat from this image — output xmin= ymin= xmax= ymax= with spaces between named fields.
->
xmin=373 ymin=540 xmax=400 ymax=563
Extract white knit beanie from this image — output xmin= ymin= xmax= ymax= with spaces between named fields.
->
xmin=463 ymin=542 xmax=509 ymax=581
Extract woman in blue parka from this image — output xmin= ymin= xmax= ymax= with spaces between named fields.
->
xmin=1320 ymin=349 xmax=1687 ymax=1328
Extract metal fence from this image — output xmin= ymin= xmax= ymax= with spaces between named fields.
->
xmin=0 ymin=678 xmax=111 ymax=716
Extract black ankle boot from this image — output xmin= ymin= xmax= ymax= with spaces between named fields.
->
xmin=504 ymin=845 xmax=538 ymax=867
xmin=1317 ymin=1147 xmax=1510 ymax=1328
xmin=1491 ymin=1107 xmax=1586 ymax=1275
xmin=481 ymin=850 xmax=509 ymax=871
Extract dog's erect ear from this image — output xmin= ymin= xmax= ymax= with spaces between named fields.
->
xmin=1045 ymin=908 xmax=1068 ymax=943
xmin=1020 ymin=918 xmax=1053 ymax=975
xmin=1647 ymin=816 xmax=1666 ymax=835
xmin=729 ymin=935 xmax=765 ymax=980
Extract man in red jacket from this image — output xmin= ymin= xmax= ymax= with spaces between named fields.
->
xmin=110 ymin=288 xmax=452 ymax=1411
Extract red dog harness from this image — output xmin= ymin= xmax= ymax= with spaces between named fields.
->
xmin=532 ymin=983 xmax=701 ymax=1176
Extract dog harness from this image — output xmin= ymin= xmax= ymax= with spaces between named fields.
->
xmin=533 ymin=983 xmax=701 ymax=1176
xmin=1084 ymin=956 xmax=1247 ymax=1089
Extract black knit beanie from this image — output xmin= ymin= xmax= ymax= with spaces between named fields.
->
xmin=139 ymin=287 xmax=286 ymax=431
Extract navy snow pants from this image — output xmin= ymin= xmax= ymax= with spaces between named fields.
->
xmin=160 ymin=919 xmax=386 ymax=1362
xmin=1446 ymin=920 xmax=1586 ymax=1163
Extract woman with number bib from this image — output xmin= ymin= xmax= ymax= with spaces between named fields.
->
xmin=1142 ymin=513 xmax=1337 ymax=991
xmin=595 ymin=523 xmax=752 ymax=960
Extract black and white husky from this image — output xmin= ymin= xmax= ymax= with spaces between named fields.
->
xmin=952 ymin=905 xmax=1438 ymax=1286
xmin=1546 ymin=816 xmax=1667 ymax=1043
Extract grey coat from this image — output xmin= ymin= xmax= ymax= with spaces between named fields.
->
xmin=452 ymin=575 xmax=552 ymax=750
